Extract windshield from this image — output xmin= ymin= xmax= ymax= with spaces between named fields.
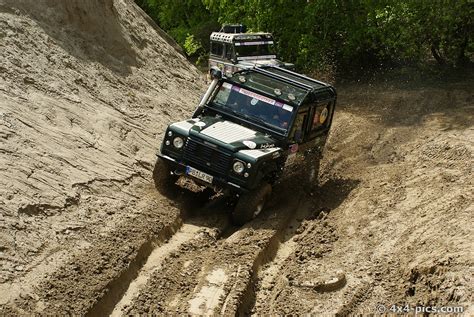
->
xmin=235 ymin=41 xmax=276 ymax=59
xmin=231 ymin=72 xmax=308 ymax=105
xmin=210 ymin=82 xmax=294 ymax=132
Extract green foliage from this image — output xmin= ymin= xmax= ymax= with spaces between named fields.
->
xmin=136 ymin=0 xmax=473 ymax=74
xmin=183 ymin=34 xmax=202 ymax=56
xmin=135 ymin=0 xmax=219 ymax=58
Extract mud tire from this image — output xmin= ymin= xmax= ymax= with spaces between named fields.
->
xmin=153 ymin=158 xmax=178 ymax=198
xmin=232 ymin=182 xmax=272 ymax=225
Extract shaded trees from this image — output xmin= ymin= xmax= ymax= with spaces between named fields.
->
xmin=137 ymin=0 xmax=473 ymax=73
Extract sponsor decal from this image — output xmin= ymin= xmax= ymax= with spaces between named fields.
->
xmin=259 ymin=143 xmax=275 ymax=149
xmin=319 ymin=107 xmax=328 ymax=124
xmin=282 ymin=104 xmax=294 ymax=112
xmin=238 ymin=87 xmax=276 ymax=105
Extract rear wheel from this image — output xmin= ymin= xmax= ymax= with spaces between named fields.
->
xmin=153 ymin=158 xmax=178 ymax=198
xmin=232 ymin=182 xmax=272 ymax=225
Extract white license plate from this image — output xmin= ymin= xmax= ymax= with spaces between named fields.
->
xmin=186 ymin=166 xmax=213 ymax=184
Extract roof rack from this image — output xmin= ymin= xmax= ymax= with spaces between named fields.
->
xmin=252 ymin=67 xmax=314 ymax=90
xmin=260 ymin=65 xmax=329 ymax=87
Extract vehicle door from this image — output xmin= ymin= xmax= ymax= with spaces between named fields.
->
xmin=302 ymin=100 xmax=335 ymax=151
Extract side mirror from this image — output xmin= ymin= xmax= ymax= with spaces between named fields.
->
xmin=209 ymin=66 xmax=222 ymax=80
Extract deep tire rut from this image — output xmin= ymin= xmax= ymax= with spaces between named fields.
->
xmin=102 ymin=178 xmax=308 ymax=316
xmin=110 ymin=223 xmax=203 ymax=316
xmin=85 ymin=215 xmax=183 ymax=317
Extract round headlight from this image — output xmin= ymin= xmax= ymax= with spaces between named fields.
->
xmin=319 ymin=107 xmax=328 ymax=124
xmin=233 ymin=161 xmax=245 ymax=174
xmin=173 ymin=137 xmax=184 ymax=149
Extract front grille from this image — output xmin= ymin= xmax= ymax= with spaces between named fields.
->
xmin=183 ymin=138 xmax=232 ymax=176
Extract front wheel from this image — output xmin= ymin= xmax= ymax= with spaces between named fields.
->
xmin=232 ymin=182 xmax=272 ymax=225
xmin=153 ymin=158 xmax=178 ymax=198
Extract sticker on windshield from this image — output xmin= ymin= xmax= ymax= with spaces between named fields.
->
xmin=238 ymin=87 xmax=276 ymax=105
xmin=282 ymin=104 xmax=293 ymax=112
xmin=250 ymin=98 xmax=258 ymax=106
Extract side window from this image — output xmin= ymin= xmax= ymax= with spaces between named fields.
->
xmin=290 ymin=111 xmax=308 ymax=142
xmin=211 ymin=42 xmax=224 ymax=57
xmin=225 ymin=44 xmax=233 ymax=60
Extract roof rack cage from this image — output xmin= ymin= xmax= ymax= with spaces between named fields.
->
xmin=220 ymin=24 xmax=247 ymax=33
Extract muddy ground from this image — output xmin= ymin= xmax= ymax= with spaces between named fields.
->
xmin=1 ymin=0 xmax=473 ymax=315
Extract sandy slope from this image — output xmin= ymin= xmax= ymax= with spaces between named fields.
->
xmin=0 ymin=0 xmax=205 ymax=312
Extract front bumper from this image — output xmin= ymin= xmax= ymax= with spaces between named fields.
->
xmin=157 ymin=153 xmax=248 ymax=193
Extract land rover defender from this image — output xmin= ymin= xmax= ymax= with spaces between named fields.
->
xmin=154 ymin=66 xmax=336 ymax=224
xmin=209 ymin=24 xmax=294 ymax=76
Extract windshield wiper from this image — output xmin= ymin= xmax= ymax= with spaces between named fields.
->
xmin=245 ymin=115 xmax=286 ymax=132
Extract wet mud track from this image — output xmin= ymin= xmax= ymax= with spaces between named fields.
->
xmin=88 ymin=175 xmax=310 ymax=316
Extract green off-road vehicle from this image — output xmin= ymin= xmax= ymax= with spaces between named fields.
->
xmin=154 ymin=66 xmax=336 ymax=224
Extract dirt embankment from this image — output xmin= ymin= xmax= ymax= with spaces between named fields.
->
xmin=0 ymin=0 xmax=205 ymax=314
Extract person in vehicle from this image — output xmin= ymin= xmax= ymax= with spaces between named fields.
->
xmin=270 ymin=106 xmax=290 ymax=128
